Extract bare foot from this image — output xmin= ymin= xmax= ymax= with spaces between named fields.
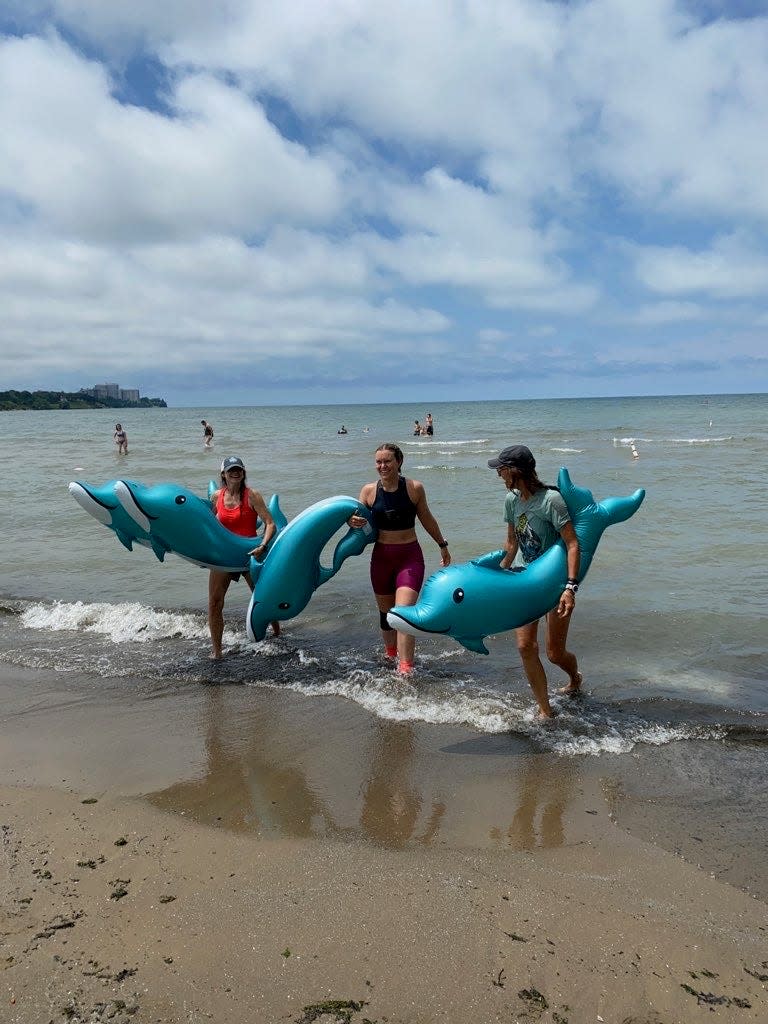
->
xmin=270 ymin=621 xmax=281 ymax=638
xmin=537 ymin=707 xmax=557 ymax=720
xmin=558 ymin=671 xmax=583 ymax=696
xmin=209 ymin=652 xmax=223 ymax=661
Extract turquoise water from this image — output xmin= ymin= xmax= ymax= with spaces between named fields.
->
xmin=1 ymin=394 xmax=767 ymax=751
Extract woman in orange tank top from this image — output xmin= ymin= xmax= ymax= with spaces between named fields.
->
xmin=208 ymin=456 xmax=279 ymax=659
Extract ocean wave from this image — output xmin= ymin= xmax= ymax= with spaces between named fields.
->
xmin=404 ymin=439 xmax=489 ymax=446
xmin=613 ymin=435 xmax=734 ymax=446
xmin=5 ymin=600 xmax=761 ymax=757
xmin=20 ymin=599 xmax=210 ymax=644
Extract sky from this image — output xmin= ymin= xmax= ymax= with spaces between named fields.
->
xmin=1 ymin=0 xmax=767 ymax=407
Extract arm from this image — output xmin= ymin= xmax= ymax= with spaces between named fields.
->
xmin=409 ymin=480 xmax=451 ymax=566
xmin=349 ymin=482 xmax=375 ymax=528
xmin=499 ymin=523 xmax=519 ymax=570
xmin=248 ymin=489 xmax=275 ymax=557
xmin=556 ymin=520 xmax=580 ymax=617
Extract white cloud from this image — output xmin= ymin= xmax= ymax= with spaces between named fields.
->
xmin=564 ymin=0 xmax=768 ymax=218
xmin=0 ymin=34 xmax=342 ymax=242
xmin=623 ymin=301 xmax=706 ymax=325
xmin=1 ymin=2 xmax=767 ymax=400
xmin=633 ymin=233 xmax=768 ymax=299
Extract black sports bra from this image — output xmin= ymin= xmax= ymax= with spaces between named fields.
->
xmin=370 ymin=477 xmax=417 ymax=531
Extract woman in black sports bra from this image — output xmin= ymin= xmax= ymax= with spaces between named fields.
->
xmin=349 ymin=442 xmax=450 ymax=675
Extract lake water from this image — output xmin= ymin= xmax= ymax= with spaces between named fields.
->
xmin=1 ymin=393 xmax=766 ymax=759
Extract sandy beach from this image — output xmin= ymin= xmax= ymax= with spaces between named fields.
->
xmin=1 ymin=665 xmax=767 ymax=1024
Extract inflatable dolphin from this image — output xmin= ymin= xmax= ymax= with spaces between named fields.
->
xmin=68 ymin=479 xmax=153 ymax=552
xmin=247 ymin=496 xmax=376 ymax=642
xmin=112 ymin=480 xmax=287 ymax=571
xmin=387 ymin=468 xmax=645 ymax=654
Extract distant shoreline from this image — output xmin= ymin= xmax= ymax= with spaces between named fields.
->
xmin=0 ymin=389 xmax=167 ymax=411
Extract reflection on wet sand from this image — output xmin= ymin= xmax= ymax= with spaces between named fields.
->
xmin=360 ymin=721 xmax=445 ymax=848
xmin=489 ymin=757 xmax=576 ymax=850
xmin=145 ymin=689 xmax=580 ymax=852
xmin=146 ymin=688 xmax=331 ymax=837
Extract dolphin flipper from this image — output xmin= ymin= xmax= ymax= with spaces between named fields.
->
xmin=115 ymin=530 xmax=135 ymax=551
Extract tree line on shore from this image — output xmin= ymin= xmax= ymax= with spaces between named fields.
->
xmin=0 ymin=390 xmax=167 ymax=411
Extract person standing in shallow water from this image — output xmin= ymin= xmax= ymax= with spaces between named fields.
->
xmin=488 ymin=444 xmax=582 ymax=718
xmin=349 ymin=442 xmax=451 ymax=675
xmin=113 ymin=423 xmax=128 ymax=454
xmin=208 ymin=456 xmax=279 ymax=659
xmin=201 ymin=419 xmax=214 ymax=448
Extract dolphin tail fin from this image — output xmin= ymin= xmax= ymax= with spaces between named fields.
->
xmin=329 ymin=520 xmax=376 ymax=578
xmin=602 ymin=488 xmax=646 ymax=525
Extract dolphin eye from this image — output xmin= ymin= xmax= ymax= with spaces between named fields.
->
xmin=452 ymin=588 xmax=464 ymax=603
xmin=278 ymin=602 xmax=290 ymax=610
xmin=175 ymin=495 xmax=186 ymax=505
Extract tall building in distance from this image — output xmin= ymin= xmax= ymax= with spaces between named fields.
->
xmin=85 ymin=383 xmax=141 ymax=402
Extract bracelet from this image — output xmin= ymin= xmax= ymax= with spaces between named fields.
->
xmin=567 ymin=577 xmax=579 ymax=584
xmin=564 ymin=582 xmax=578 ymax=594
xmin=438 ymin=541 xmax=449 ymax=548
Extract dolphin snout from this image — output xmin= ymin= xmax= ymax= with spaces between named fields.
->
xmin=68 ymin=482 xmax=115 ymax=526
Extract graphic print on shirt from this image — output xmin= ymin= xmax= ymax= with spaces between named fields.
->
xmin=515 ymin=511 xmax=543 ymax=564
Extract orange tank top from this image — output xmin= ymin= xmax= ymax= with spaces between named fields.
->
xmin=216 ymin=487 xmax=258 ymax=537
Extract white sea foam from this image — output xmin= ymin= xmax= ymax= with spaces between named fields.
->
xmin=613 ymin=434 xmax=733 ymax=446
xmin=405 ymin=439 xmax=489 ymax=446
xmin=20 ymin=600 xmax=209 ymax=644
xmin=262 ymin=665 xmax=722 ymax=756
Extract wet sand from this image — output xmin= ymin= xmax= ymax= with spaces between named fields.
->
xmin=2 ymin=664 xmax=768 ymax=1023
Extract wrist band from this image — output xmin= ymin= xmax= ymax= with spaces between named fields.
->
xmin=438 ymin=541 xmax=449 ymax=548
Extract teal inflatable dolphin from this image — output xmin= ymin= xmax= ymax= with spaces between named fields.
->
xmin=112 ymin=479 xmax=287 ymax=571
xmin=247 ymin=496 xmax=376 ymax=642
xmin=68 ymin=479 xmax=153 ymax=552
xmin=387 ymin=468 xmax=645 ymax=654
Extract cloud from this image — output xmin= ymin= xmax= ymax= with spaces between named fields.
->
xmin=1 ymin=2 xmax=767 ymax=401
xmin=0 ymin=34 xmax=342 ymax=242
xmin=632 ymin=232 xmax=768 ymax=299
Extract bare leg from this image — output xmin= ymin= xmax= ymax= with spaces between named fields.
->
xmin=515 ymin=620 xmax=554 ymax=718
xmin=208 ymin=570 xmax=232 ymax=659
xmin=545 ymin=608 xmax=582 ymax=695
xmin=374 ymin=593 xmax=398 ymax=656
xmin=393 ymin=585 xmax=419 ymax=667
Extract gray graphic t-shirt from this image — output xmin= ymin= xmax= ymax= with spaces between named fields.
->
xmin=503 ymin=487 xmax=570 ymax=568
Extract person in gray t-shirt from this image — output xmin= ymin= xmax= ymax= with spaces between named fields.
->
xmin=488 ymin=444 xmax=582 ymax=718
